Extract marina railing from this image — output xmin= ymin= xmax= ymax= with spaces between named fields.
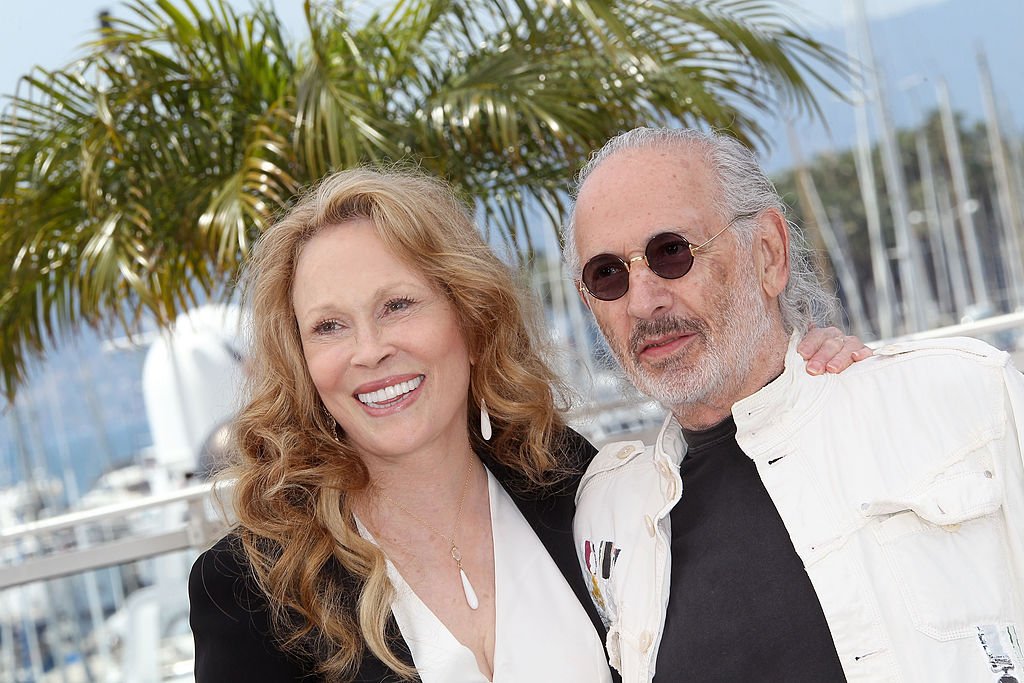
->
xmin=0 ymin=482 xmax=230 ymax=591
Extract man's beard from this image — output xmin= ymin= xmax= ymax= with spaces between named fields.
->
xmin=601 ymin=270 xmax=774 ymax=411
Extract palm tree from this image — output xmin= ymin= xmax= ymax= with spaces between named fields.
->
xmin=0 ymin=0 xmax=844 ymax=397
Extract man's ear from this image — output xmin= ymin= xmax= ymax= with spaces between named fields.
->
xmin=754 ymin=208 xmax=790 ymax=298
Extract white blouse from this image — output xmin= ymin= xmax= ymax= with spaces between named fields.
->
xmin=363 ymin=468 xmax=611 ymax=682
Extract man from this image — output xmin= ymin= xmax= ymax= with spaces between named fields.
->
xmin=568 ymin=127 xmax=1024 ymax=682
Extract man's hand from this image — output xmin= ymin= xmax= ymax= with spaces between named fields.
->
xmin=798 ymin=326 xmax=873 ymax=376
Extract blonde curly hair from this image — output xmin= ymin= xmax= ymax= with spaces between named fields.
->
xmin=225 ymin=166 xmax=570 ymax=680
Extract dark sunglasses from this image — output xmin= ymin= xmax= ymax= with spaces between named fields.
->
xmin=577 ymin=211 xmax=759 ymax=301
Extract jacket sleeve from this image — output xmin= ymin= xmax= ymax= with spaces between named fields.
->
xmin=997 ymin=360 xmax=1024 ymax=582
xmin=188 ymin=536 xmax=315 ymax=682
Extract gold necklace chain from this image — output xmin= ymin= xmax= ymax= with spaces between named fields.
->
xmin=374 ymin=457 xmax=475 ymax=568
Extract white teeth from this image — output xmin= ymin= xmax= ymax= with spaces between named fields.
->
xmin=357 ymin=376 xmax=423 ymax=406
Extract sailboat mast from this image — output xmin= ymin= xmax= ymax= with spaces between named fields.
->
xmin=934 ymin=171 xmax=973 ymax=317
xmin=849 ymin=0 xmax=936 ymax=332
xmin=842 ymin=6 xmax=895 ymax=337
xmin=936 ymin=78 xmax=991 ymax=308
xmin=915 ymin=127 xmax=954 ymax=319
xmin=978 ymin=49 xmax=1024 ymax=309
xmin=788 ymin=124 xmax=871 ymax=337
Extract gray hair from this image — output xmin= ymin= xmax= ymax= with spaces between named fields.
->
xmin=564 ymin=127 xmax=839 ymax=333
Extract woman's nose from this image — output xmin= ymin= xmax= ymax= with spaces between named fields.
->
xmin=350 ymin=325 xmax=395 ymax=368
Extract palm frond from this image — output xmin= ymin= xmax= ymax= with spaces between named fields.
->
xmin=0 ymin=0 xmax=846 ymax=398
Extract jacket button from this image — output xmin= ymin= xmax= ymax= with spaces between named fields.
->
xmin=644 ymin=515 xmax=656 ymax=537
xmin=638 ymin=630 xmax=653 ymax=653
xmin=616 ymin=445 xmax=636 ymax=459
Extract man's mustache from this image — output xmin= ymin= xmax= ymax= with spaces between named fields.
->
xmin=628 ymin=316 xmax=709 ymax=357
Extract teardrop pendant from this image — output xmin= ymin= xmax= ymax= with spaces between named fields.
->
xmin=460 ymin=568 xmax=479 ymax=610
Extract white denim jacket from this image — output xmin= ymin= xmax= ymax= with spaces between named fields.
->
xmin=574 ymin=334 xmax=1024 ymax=683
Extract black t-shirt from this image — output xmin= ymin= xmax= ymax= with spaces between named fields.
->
xmin=654 ymin=416 xmax=847 ymax=682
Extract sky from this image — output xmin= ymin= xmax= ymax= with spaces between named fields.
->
xmin=0 ymin=0 xmax=946 ymax=99
xmin=783 ymin=0 xmax=944 ymax=26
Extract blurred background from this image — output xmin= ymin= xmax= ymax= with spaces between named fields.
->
xmin=1 ymin=0 xmax=1021 ymax=680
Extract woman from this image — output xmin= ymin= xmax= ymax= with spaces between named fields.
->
xmin=188 ymin=167 xmax=865 ymax=682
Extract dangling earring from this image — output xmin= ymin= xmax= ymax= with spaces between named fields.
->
xmin=322 ymin=405 xmax=341 ymax=443
xmin=480 ymin=399 xmax=492 ymax=441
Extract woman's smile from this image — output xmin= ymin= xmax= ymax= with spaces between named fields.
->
xmin=355 ymin=374 xmax=425 ymax=409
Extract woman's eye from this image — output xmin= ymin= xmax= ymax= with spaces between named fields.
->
xmin=384 ymin=297 xmax=416 ymax=313
xmin=313 ymin=319 xmax=344 ymax=335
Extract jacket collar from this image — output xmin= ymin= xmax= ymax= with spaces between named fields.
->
xmin=654 ymin=333 xmax=833 ymax=462
xmin=480 ymin=430 xmax=615 ymax=670
xmin=654 ymin=411 xmax=687 ymax=466
xmin=732 ymin=331 xmax=832 ymax=457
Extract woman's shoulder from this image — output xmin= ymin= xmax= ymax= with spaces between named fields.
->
xmin=555 ymin=425 xmax=598 ymax=472
xmin=193 ymin=532 xmax=246 ymax=570
xmin=189 ymin=533 xmax=319 ymax=681
xmin=191 ymin=533 xmax=249 ymax=587
xmin=487 ymin=425 xmax=596 ymax=502
xmin=188 ymin=533 xmax=265 ymax=631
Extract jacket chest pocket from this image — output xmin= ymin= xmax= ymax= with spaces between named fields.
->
xmin=868 ymin=453 xmax=1015 ymax=641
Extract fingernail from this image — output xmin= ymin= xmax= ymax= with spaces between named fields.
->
xmin=807 ymin=361 xmax=824 ymax=375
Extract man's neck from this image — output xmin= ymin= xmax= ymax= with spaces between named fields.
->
xmin=671 ymin=333 xmax=789 ymax=431
xmin=672 ymin=403 xmax=736 ymax=432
